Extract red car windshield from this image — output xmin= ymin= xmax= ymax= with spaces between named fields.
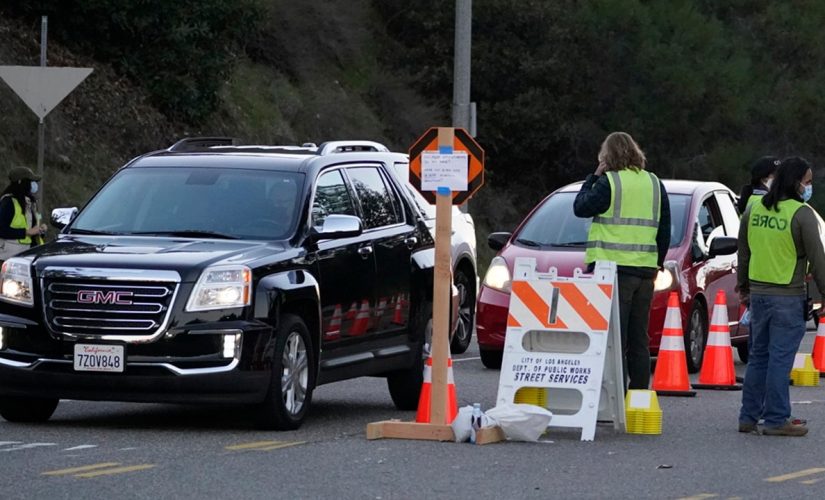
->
xmin=515 ymin=192 xmax=690 ymax=249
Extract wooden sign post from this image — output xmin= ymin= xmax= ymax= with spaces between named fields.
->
xmin=367 ymin=127 xmax=484 ymax=441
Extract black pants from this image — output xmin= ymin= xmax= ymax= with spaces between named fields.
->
xmin=618 ymin=272 xmax=654 ymax=390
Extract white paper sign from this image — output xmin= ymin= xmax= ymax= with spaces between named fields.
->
xmin=628 ymin=390 xmax=652 ymax=408
xmin=421 ymin=152 xmax=468 ymax=192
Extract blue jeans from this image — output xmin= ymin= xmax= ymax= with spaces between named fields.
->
xmin=739 ymin=294 xmax=807 ymax=428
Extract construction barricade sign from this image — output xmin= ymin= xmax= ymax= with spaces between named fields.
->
xmin=496 ymin=258 xmax=625 ymax=441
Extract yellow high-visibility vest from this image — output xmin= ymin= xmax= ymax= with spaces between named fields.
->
xmin=585 ymin=169 xmax=661 ymax=268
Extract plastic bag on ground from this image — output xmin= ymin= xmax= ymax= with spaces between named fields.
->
xmin=484 ymin=403 xmax=553 ymax=442
xmin=451 ymin=405 xmax=474 ymax=443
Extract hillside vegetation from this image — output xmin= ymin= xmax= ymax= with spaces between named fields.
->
xmin=4 ymin=1 xmax=825 ymax=273
xmin=0 ymin=0 xmax=442 ymax=211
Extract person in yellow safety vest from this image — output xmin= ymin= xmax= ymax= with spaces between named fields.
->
xmin=573 ymin=132 xmax=671 ymax=391
xmin=0 ymin=166 xmax=47 ymax=262
xmin=737 ymin=157 xmax=825 ymax=437
xmin=737 ymin=156 xmax=780 ymax=214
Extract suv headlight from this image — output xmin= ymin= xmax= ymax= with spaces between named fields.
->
xmin=482 ymin=256 xmax=511 ymax=293
xmin=0 ymin=258 xmax=34 ymax=306
xmin=186 ymin=265 xmax=252 ymax=312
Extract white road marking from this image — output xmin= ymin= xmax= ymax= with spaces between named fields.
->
xmin=0 ymin=441 xmax=23 ymax=446
xmin=453 ymin=357 xmax=480 ymax=362
xmin=1 ymin=443 xmax=57 ymax=452
xmin=63 ymin=445 xmax=98 ymax=451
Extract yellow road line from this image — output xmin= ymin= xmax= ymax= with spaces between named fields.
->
xmin=676 ymin=494 xmax=718 ymax=500
xmin=258 ymin=441 xmax=305 ymax=451
xmin=42 ymin=463 xmax=121 ymax=476
xmin=765 ymin=468 xmax=825 ymax=483
xmin=75 ymin=464 xmax=156 ymax=478
xmin=225 ymin=440 xmax=282 ymax=450
xmin=801 ymin=478 xmax=824 ymax=485
xmin=225 ymin=440 xmax=304 ymax=451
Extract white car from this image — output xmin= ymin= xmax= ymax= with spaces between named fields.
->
xmin=317 ymin=141 xmax=479 ymax=354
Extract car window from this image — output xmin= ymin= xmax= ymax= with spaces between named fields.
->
xmin=696 ymin=195 xmax=724 ymax=247
xmin=347 ymin=167 xmax=402 ymax=229
xmin=71 ymin=167 xmax=303 ymax=240
xmin=516 ymin=191 xmax=690 ymax=249
xmin=668 ymin=194 xmax=690 ymax=247
xmin=313 ymin=169 xmax=357 ymax=227
xmin=715 ymin=191 xmax=740 ymax=237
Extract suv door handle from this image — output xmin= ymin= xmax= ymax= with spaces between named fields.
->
xmin=358 ymin=246 xmax=374 ymax=258
xmin=404 ymin=236 xmax=418 ymax=249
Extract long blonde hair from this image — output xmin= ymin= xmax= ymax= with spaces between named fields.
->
xmin=598 ymin=132 xmax=646 ymax=172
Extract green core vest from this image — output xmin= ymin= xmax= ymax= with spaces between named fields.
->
xmin=745 ymin=193 xmax=764 ymax=211
xmin=585 ymin=169 xmax=661 ymax=268
xmin=747 ymin=198 xmax=804 ymax=284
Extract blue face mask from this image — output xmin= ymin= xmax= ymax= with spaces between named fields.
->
xmin=802 ymin=184 xmax=813 ymax=202
xmin=30 ymin=181 xmax=38 ymax=194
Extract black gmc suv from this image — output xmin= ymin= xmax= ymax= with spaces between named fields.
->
xmin=0 ymin=138 xmax=443 ymax=429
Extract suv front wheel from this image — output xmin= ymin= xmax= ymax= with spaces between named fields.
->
xmin=255 ymin=314 xmax=315 ymax=430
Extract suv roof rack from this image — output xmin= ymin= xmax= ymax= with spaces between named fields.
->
xmin=166 ymin=138 xmax=392 ymax=156
xmin=316 ymin=141 xmax=389 ymax=155
xmin=168 ymin=137 xmax=239 ymax=152
xmin=209 ymin=145 xmax=317 ymax=155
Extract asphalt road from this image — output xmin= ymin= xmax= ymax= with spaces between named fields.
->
xmin=2 ymin=329 xmax=824 ymax=500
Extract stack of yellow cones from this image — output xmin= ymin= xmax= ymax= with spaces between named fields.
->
xmin=790 ymin=353 xmax=820 ymax=387
xmin=625 ymin=389 xmax=662 ymax=435
xmin=514 ymin=387 xmax=548 ymax=407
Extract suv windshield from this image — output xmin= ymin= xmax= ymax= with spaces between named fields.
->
xmin=70 ymin=167 xmax=304 ymax=240
xmin=515 ymin=192 xmax=689 ymax=248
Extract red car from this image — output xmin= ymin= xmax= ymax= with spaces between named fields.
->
xmin=476 ymin=180 xmax=748 ymax=372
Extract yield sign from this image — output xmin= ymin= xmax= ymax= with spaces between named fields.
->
xmin=0 ymin=65 xmax=93 ymax=120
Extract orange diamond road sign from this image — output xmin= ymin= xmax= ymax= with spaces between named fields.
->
xmin=409 ymin=127 xmax=484 ymax=205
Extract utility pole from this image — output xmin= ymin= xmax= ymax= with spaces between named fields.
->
xmin=452 ymin=0 xmax=474 ymax=212
xmin=37 ymin=16 xmax=47 ymax=207
xmin=452 ymin=0 xmax=473 ymax=136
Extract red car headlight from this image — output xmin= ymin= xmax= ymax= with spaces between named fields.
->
xmin=482 ymin=256 xmax=511 ymax=293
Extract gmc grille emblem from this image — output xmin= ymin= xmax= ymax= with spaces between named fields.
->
xmin=77 ymin=290 xmax=134 ymax=305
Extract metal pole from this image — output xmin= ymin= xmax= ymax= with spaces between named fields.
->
xmin=452 ymin=0 xmax=472 ymax=212
xmin=37 ymin=16 xmax=47 ymax=210
xmin=452 ymin=0 xmax=472 ymax=132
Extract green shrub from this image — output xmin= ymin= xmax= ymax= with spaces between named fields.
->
xmin=6 ymin=0 xmax=265 ymax=122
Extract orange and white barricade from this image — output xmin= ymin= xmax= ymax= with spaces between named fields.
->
xmin=496 ymin=258 xmax=625 ymax=441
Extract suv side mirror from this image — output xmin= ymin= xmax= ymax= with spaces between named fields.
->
xmin=51 ymin=207 xmax=78 ymax=229
xmin=310 ymin=214 xmax=363 ymax=242
xmin=488 ymin=232 xmax=512 ymax=252
xmin=708 ymin=236 xmax=737 ymax=258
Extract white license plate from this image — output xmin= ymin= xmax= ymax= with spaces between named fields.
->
xmin=73 ymin=344 xmax=125 ymax=373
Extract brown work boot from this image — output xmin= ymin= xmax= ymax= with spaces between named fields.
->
xmin=762 ymin=420 xmax=809 ymax=437
xmin=738 ymin=421 xmax=758 ymax=434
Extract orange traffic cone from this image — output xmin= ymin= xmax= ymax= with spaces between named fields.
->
xmin=652 ymin=292 xmax=697 ymax=397
xmin=374 ymin=296 xmax=388 ymax=330
xmin=349 ymin=300 xmax=371 ymax=336
xmin=811 ymin=316 xmax=825 ymax=376
xmin=391 ymin=294 xmax=405 ymax=325
xmin=693 ymin=291 xmax=742 ymax=390
xmin=416 ymin=356 xmax=458 ymax=424
xmin=325 ymin=304 xmax=343 ymax=340
xmin=345 ymin=301 xmax=358 ymax=321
